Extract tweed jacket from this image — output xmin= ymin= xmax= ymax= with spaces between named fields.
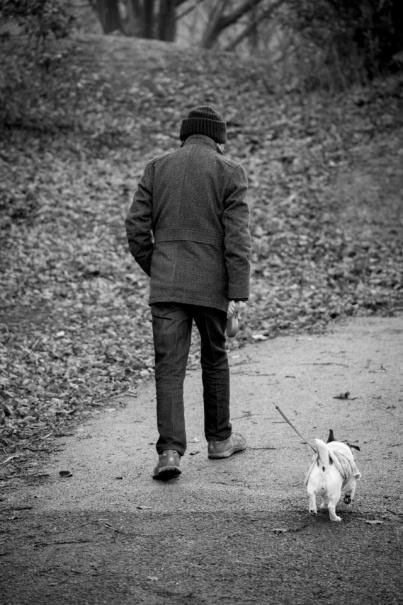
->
xmin=125 ymin=135 xmax=251 ymax=312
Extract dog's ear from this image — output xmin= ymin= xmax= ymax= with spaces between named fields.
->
xmin=346 ymin=442 xmax=361 ymax=451
xmin=327 ymin=429 xmax=335 ymax=443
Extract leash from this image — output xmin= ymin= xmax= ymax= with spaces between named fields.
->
xmin=274 ymin=404 xmax=316 ymax=452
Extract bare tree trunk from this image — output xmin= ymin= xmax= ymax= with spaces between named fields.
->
xmin=158 ymin=0 xmax=177 ymax=41
xmin=127 ymin=0 xmax=155 ymax=38
xmin=249 ymin=4 xmax=259 ymax=50
xmin=93 ymin=0 xmax=192 ymax=41
xmin=95 ymin=0 xmax=121 ymax=33
xmin=143 ymin=0 xmax=155 ymax=38
xmin=123 ymin=0 xmax=141 ymax=35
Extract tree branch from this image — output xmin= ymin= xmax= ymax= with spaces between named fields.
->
xmin=176 ymin=0 xmax=205 ymax=22
xmin=225 ymin=0 xmax=286 ymax=51
xmin=217 ymin=0 xmax=265 ymax=31
xmin=201 ymin=0 xmax=265 ymax=48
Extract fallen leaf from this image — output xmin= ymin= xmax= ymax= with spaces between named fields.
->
xmin=333 ymin=391 xmax=357 ymax=400
xmin=333 ymin=391 xmax=350 ymax=399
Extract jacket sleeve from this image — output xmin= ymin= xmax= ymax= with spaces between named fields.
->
xmin=222 ymin=164 xmax=251 ymax=300
xmin=125 ymin=163 xmax=154 ymax=276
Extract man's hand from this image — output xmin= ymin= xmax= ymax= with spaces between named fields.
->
xmin=227 ymin=300 xmax=246 ymax=318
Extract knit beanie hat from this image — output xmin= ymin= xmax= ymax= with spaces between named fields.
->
xmin=180 ymin=105 xmax=227 ymax=144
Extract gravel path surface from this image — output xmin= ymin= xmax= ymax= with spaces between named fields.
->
xmin=1 ymin=316 xmax=402 ymax=604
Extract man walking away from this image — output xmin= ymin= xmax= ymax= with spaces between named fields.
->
xmin=125 ymin=105 xmax=251 ymax=480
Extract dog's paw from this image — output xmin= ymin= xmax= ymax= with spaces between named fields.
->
xmin=330 ymin=515 xmax=342 ymax=522
xmin=309 ymin=509 xmax=317 ymax=516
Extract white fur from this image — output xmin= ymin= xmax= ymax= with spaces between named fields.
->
xmin=305 ymin=438 xmax=361 ymax=522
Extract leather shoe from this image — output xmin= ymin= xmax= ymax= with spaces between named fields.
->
xmin=208 ymin=433 xmax=246 ymax=459
xmin=153 ymin=450 xmax=181 ymax=480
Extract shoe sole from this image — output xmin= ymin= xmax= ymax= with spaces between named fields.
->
xmin=208 ymin=447 xmax=246 ymax=459
xmin=153 ymin=466 xmax=181 ymax=481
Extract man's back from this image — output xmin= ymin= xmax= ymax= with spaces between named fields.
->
xmin=152 ymin=135 xmax=237 ymax=244
xmin=126 ymin=130 xmax=250 ymax=312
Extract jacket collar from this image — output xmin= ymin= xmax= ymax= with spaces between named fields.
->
xmin=182 ymin=134 xmax=223 ymax=153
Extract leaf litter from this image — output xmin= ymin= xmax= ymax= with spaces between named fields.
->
xmin=0 ymin=35 xmax=402 ymax=459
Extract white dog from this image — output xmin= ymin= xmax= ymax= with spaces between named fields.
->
xmin=305 ymin=431 xmax=361 ymax=522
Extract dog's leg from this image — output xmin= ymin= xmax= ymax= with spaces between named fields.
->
xmin=328 ymin=501 xmax=342 ymax=522
xmin=308 ymin=491 xmax=317 ymax=515
xmin=343 ymin=478 xmax=357 ymax=505
xmin=327 ymin=494 xmax=342 ymax=521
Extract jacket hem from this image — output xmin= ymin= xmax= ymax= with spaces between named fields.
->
xmin=149 ymin=295 xmax=228 ymax=313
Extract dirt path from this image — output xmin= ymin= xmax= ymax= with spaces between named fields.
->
xmin=1 ymin=316 xmax=402 ymax=604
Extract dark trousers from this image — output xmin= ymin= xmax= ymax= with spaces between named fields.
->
xmin=151 ymin=303 xmax=232 ymax=456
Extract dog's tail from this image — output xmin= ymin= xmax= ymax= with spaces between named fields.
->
xmin=314 ymin=438 xmax=330 ymax=470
